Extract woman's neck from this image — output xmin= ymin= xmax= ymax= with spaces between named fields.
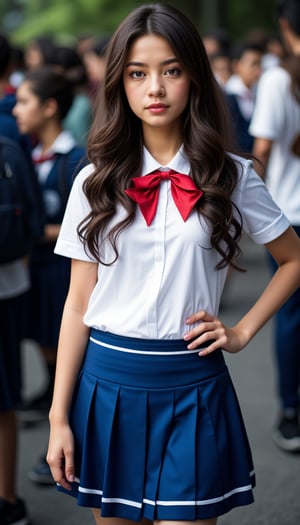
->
xmin=143 ymin=126 xmax=182 ymax=166
xmin=38 ymin=123 xmax=63 ymax=153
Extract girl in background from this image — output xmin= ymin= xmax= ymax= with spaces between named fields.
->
xmin=52 ymin=45 xmax=93 ymax=147
xmin=47 ymin=4 xmax=300 ymax=525
xmin=13 ymin=67 xmax=86 ymax=482
xmin=82 ymin=35 xmax=110 ymax=100
xmin=24 ymin=36 xmax=56 ymax=71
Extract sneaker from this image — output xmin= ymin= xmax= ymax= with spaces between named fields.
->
xmin=27 ymin=456 xmax=55 ymax=486
xmin=272 ymin=411 xmax=300 ymax=452
xmin=17 ymin=388 xmax=52 ymax=425
xmin=0 ymin=497 xmax=30 ymax=525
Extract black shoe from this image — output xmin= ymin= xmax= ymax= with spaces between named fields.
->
xmin=272 ymin=411 xmax=300 ymax=452
xmin=17 ymin=388 xmax=52 ymax=424
xmin=0 ymin=497 xmax=30 ymax=525
xmin=27 ymin=456 xmax=55 ymax=486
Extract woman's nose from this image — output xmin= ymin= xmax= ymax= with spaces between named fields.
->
xmin=147 ymin=76 xmax=165 ymax=97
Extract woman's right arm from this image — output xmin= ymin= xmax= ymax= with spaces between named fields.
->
xmin=47 ymin=258 xmax=98 ymax=490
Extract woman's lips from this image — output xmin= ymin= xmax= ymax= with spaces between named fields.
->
xmin=146 ymin=103 xmax=169 ymax=113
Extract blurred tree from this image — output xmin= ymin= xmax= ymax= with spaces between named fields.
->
xmin=0 ymin=0 xmax=24 ymax=33
xmin=1 ymin=0 xmax=278 ymax=45
xmin=226 ymin=0 xmax=278 ymax=40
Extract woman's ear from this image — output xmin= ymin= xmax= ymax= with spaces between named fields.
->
xmin=43 ymin=97 xmax=59 ymax=119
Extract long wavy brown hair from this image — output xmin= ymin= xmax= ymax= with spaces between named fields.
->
xmin=79 ymin=3 xmax=243 ymax=270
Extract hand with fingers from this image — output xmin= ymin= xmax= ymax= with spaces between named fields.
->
xmin=183 ymin=310 xmax=248 ymax=356
xmin=47 ymin=422 xmax=75 ymax=491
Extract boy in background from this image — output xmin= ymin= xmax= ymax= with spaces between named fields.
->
xmin=226 ymin=41 xmax=263 ymax=153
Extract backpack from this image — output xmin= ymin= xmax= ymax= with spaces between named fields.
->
xmin=0 ymin=136 xmax=44 ymax=264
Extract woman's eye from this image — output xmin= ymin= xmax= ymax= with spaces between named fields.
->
xmin=165 ymin=67 xmax=181 ymax=76
xmin=130 ymin=71 xmax=145 ymax=79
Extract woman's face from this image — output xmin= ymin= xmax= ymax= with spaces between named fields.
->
xmin=25 ymin=43 xmax=44 ymax=70
xmin=13 ymin=81 xmax=46 ymax=135
xmin=83 ymin=51 xmax=106 ymax=83
xmin=123 ymin=34 xmax=191 ymax=137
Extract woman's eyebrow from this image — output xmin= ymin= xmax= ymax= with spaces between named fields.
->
xmin=125 ymin=57 xmax=179 ymax=68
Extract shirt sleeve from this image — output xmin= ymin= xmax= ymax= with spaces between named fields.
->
xmin=249 ymin=68 xmax=288 ymax=140
xmin=233 ymin=158 xmax=290 ymax=244
xmin=54 ymin=164 xmax=97 ymax=261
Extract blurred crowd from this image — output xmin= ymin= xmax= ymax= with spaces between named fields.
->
xmin=0 ymin=29 xmax=112 ymax=525
xmin=10 ymin=32 xmax=112 ymax=146
xmin=0 ymin=1 xmax=300 ymax=523
xmin=203 ymin=27 xmax=286 ymax=153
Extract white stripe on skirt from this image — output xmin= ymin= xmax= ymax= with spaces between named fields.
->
xmin=75 ymin=476 xmax=255 ymax=508
xmin=90 ymin=336 xmax=201 ymax=355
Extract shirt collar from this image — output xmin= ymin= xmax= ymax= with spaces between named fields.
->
xmin=32 ymin=130 xmax=76 ymax=159
xmin=141 ymin=145 xmax=190 ymax=176
xmin=226 ymin=75 xmax=256 ymax=98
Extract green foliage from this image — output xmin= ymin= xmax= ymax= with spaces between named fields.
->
xmin=226 ymin=0 xmax=278 ymax=40
xmin=0 ymin=0 xmax=10 ymax=23
xmin=1 ymin=0 xmax=279 ymax=45
xmin=8 ymin=0 xmax=139 ymax=43
xmin=13 ymin=3 xmax=75 ymax=42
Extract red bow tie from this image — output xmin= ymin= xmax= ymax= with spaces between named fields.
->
xmin=32 ymin=152 xmax=56 ymax=164
xmin=125 ymin=169 xmax=203 ymax=226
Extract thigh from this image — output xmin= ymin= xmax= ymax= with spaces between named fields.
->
xmin=91 ymin=515 xmax=217 ymax=525
xmin=92 ymin=511 xmax=152 ymax=525
xmin=155 ymin=521 xmax=217 ymax=525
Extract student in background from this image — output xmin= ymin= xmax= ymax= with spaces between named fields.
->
xmin=24 ymin=35 xmax=56 ymax=71
xmin=262 ymin=33 xmax=286 ymax=70
xmin=0 ymin=33 xmax=43 ymax=525
xmin=202 ymin=28 xmax=231 ymax=59
xmin=250 ymin=0 xmax=300 ymax=453
xmin=210 ymin=50 xmax=232 ymax=88
xmin=13 ymin=67 xmax=86 ymax=483
xmin=0 ymin=33 xmax=32 ymax=157
xmin=52 ymin=45 xmax=93 ymax=147
xmin=0 ymin=135 xmax=33 ymax=525
xmin=81 ymin=35 xmax=111 ymax=100
xmin=225 ymin=41 xmax=263 ymax=153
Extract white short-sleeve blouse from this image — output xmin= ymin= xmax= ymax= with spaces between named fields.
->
xmin=55 ymin=147 xmax=289 ymax=339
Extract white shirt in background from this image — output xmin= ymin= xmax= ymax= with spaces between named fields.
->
xmin=250 ymin=66 xmax=300 ymax=224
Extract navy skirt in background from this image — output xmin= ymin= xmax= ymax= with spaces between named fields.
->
xmin=0 ymin=293 xmax=27 ymax=411
xmin=26 ymin=246 xmax=70 ymax=348
xmin=58 ymin=329 xmax=255 ymax=521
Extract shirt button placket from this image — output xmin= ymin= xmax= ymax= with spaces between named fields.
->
xmin=147 ymin=178 xmax=168 ymax=338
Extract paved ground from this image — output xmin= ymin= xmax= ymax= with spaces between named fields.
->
xmin=17 ymin=237 xmax=300 ymax=524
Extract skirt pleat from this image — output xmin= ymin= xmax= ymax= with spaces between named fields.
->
xmin=58 ymin=329 xmax=255 ymax=521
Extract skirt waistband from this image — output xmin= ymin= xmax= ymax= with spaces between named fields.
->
xmin=90 ymin=328 xmax=208 ymax=355
xmin=83 ymin=329 xmax=227 ymax=388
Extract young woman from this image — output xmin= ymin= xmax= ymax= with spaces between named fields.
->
xmin=47 ymin=4 xmax=300 ymax=525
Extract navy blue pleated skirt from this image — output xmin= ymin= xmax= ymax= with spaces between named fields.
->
xmin=58 ymin=329 xmax=255 ymax=521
